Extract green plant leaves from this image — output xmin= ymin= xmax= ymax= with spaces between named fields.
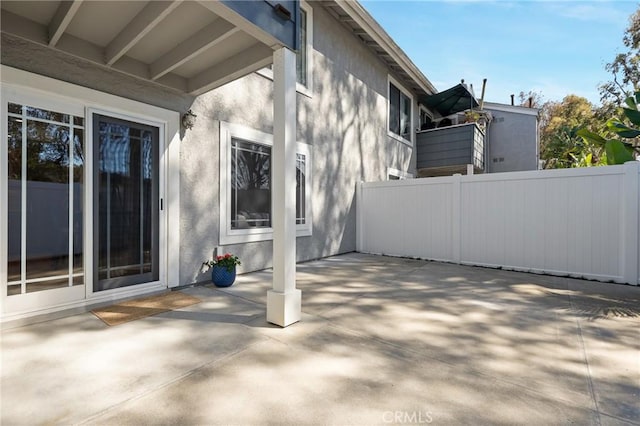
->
xmin=623 ymin=107 xmax=640 ymax=126
xmin=576 ymin=128 xmax=607 ymax=145
xmin=605 ymin=139 xmax=635 ymax=165
xmin=606 ymin=119 xmax=640 ymax=138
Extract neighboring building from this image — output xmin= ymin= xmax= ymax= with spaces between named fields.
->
xmin=415 ymin=92 xmax=540 ymax=177
xmin=0 ymin=1 xmax=436 ymax=324
xmin=483 ymin=102 xmax=540 ymax=173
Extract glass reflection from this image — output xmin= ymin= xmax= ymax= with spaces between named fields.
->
xmin=231 ymin=138 xmax=271 ymax=229
xmin=5 ymin=105 xmax=84 ymax=295
xmin=7 ymin=117 xmax=22 ymax=283
xmin=97 ymin=120 xmax=155 ymax=285
xmin=296 ymin=153 xmax=306 ymax=225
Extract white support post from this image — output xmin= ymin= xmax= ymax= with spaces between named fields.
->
xmin=356 ymin=181 xmax=364 ymax=252
xmin=622 ymin=161 xmax=639 ymax=285
xmin=452 ymin=173 xmax=462 ymax=263
xmin=267 ymin=47 xmax=301 ymax=326
xmin=466 ymin=164 xmax=474 ymax=175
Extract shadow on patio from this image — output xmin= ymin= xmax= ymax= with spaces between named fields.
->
xmin=2 ymin=253 xmax=639 ymax=425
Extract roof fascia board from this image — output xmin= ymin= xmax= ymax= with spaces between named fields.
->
xmin=484 ymin=102 xmax=540 ymax=116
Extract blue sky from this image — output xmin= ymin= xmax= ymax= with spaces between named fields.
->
xmin=359 ymin=0 xmax=639 ymax=106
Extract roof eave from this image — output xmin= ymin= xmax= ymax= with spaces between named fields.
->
xmin=323 ymin=0 xmax=436 ymax=99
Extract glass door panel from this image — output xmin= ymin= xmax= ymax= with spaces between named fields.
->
xmin=93 ymin=115 xmax=159 ymax=291
xmin=5 ymin=103 xmax=84 ymax=297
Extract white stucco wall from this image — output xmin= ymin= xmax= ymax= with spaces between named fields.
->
xmin=179 ymin=3 xmax=419 ymax=284
xmin=1 ymin=3 xmax=423 ymax=288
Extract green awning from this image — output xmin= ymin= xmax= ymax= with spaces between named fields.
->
xmin=421 ymin=84 xmax=479 ymax=117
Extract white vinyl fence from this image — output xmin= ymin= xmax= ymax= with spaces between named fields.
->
xmin=357 ymin=162 xmax=640 ymax=285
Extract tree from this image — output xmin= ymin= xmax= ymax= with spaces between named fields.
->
xmin=599 ymin=6 xmax=640 ymax=106
xmin=517 ymin=90 xmax=544 ymax=108
xmin=540 ymin=95 xmax=607 ymax=168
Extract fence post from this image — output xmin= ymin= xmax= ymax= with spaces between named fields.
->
xmin=622 ymin=161 xmax=639 ymax=285
xmin=356 ymin=181 xmax=364 ymax=252
xmin=452 ymin=174 xmax=462 ymax=263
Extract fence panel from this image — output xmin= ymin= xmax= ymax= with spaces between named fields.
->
xmin=358 ymin=162 xmax=639 ymax=285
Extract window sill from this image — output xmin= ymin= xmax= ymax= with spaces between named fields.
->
xmin=220 ymin=226 xmax=313 ymax=245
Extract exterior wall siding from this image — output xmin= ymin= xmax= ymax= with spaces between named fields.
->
xmin=358 ymin=163 xmax=640 ymax=286
xmin=416 ymin=124 xmax=480 ymax=169
xmin=486 ymin=107 xmax=539 ymax=173
xmin=179 ymin=3 xmax=419 ymax=285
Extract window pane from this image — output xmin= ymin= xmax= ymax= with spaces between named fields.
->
xmin=8 ymin=103 xmax=22 ymax=114
xmin=98 ymin=122 xmax=155 ymax=281
xmin=6 ymin=105 xmax=84 ymax=294
xmin=389 ymin=83 xmax=400 ymax=135
xmin=296 ymin=9 xmax=307 ymax=86
xmin=400 ymin=92 xmax=411 ymax=140
xmin=296 ymin=153 xmax=306 ymax=225
xmin=7 ymin=117 xmax=22 ymax=283
xmin=73 ymin=131 xmax=84 ymax=285
xmin=25 ymin=120 xmax=70 ymax=285
xmin=26 ymin=106 xmax=69 ymax=124
xmin=231 ymin=138 xmax=271 ymax=229
xmin=27 ymin=278 xmax=70 ymax=293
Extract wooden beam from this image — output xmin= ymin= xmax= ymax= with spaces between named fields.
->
xmin=48 ymin=0 xmax=82 ymax=47
xmin=187 ymin=42 xmax=272 ymax=95
xmin=150 ymin=19 xmax=239 ymax=80
xmin=105 ymin=1 xmax=181 ymax=66
xmin=196 ymin=1 xmax=282 ymax=49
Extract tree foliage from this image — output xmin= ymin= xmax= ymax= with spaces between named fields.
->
xmin=517 ymin=90 xmax=544 ymax=108
xmin=540 ymin=95 xmax=607 ymax=168
xmin=541 ymin=6 xmax=640 ymax=169
xmin=578 ymin=91 xmax=640 ymax=165
xmin=599 ymin=6 xmax=640 ymax=106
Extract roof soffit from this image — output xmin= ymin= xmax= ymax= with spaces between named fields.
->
xmin=0 ymin=0 xmax=288 ymax=96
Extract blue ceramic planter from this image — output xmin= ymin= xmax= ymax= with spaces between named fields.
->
xmin=211 ymin=265 xmax=236 ymax=287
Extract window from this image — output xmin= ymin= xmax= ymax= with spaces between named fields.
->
xmin=257 ymin=2 xmax=313 ymax=96
xmin=220 ymin=122 xmax=312 ymax=245
xmin=388 ymin=77 xmax=413 ymax=144
xmin=419 ymin=106 xmax=433 ymax=130
xmin=296 ymin=153 xmax=306 ymax=225
xmin=297 ymin=8 xmax=308 ymax=87
xmin=230 ymin=139 xmax=272 ymax=229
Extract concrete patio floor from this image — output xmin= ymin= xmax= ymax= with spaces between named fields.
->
xmin=2 ymin=253 xmax=639 ymax=425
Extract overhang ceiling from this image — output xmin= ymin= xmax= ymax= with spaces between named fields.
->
xmin=0 ymin=0 xmax=285 ymax=96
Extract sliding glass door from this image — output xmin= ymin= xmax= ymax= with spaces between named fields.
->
xmin=93 ymin=115 xmax=159 ymax=292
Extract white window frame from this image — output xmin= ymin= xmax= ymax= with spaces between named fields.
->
xmin=387 ymin=75 xmax=414 ymax=146
xmin=219 ymin=122 xmax=312 ymax=245
xmin=387 ymin=167 xmax=413 ymax=180
xmin=256 ymin=0 xmax=313 ymax=98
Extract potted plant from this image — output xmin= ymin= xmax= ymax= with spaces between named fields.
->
xmin=204 ymin=253 xmax=241 ymax=287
